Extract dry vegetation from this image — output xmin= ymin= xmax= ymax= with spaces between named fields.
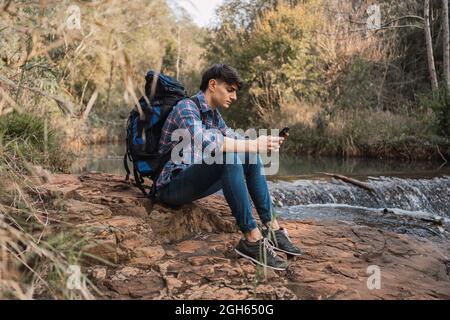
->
xmin=1 ymin=0 xmax=450 ymax=299
xmin=0 ymin=0 xmax=204 ymax=299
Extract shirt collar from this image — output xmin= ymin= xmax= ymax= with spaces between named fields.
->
xmin=195 ymin=90 xmax=214 ymax=113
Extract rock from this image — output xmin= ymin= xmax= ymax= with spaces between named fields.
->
xmin=166 ymin=276 xmax=184 ymax=293
xmin=325 ymin=264 xmax=359 ymax=279
xmin=211 ymin=287 xmax=249 ymax=300
xmin=105 ymin=272 xmax=165 ymax=298
xmin=118 ymin=267 xmax=141 ymax=277
xmin=159 ymin=260 xmax=189 ymax=276
xmin=176 ymin=240 xmax=205 ymax=254
xmin=38 ymin=173 xmax=450 ymax=300
xmin=254 ymin=284 xmax=296 ymax=299
xmin=106 ymin=216 xmax=141 ymax=229
xmin=64 ymin=199 xmax=112 ymax=221
xmin=110 ymin=204 xmax=148 ymax=219
xmin=91 ymin=267 xmax=107 ymax=280
xmin=148 ymin=197 xmax=238 ymax=243
xmin=120 ymin=231 xmax=153 ymax=250
xmin=84 ymin=238 xmax=118 ymax=264
xmin=133 ymin=245 xmax=166 ymax=262
xmin=40 ymin=177 xmax=84 ymax=200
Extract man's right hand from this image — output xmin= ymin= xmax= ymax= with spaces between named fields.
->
xmin=255 ymin=135 xmax=284 ymax=153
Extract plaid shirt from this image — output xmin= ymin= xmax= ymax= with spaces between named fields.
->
xmin=156 ymin=90 xmax=241 ymax=189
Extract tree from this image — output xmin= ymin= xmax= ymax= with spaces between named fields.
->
xmin=424 ymin=0 xmax=439 ymax=91
xmin=205 ymin=0 xmax=324 ymax=126
xmin=443 ymin=0 xmax=450 ymax=91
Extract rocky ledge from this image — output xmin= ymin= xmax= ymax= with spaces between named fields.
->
xmin=38 ymin=173 xmax=450 ymax=300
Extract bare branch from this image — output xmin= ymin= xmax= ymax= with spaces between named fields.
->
xmin=0 ymin=74 xmax=74 ymax=115
xmin=82 ymin=88 xmax=99 ymax=120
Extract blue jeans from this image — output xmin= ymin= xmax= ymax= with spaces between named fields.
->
xmin=156 ymin=152 xmax=273 ymax=233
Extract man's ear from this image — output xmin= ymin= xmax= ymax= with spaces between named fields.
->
xmin=208 ymin=79 xmax=217 ymax=92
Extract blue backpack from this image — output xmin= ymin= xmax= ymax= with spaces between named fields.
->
xmin=123 ymin=70 xmax=201 ymax=198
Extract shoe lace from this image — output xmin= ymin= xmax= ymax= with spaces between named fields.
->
xmin=262 ymin=237 xmax=277 ymax=257
xmin=281 ymin=228 xmax=292 ymax=243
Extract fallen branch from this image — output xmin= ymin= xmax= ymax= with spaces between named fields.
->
xmin=317 ymin=172 xmax=375 ymax=192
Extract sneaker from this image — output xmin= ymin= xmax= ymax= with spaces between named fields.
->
xmin=235 ymin=238 xmax=288 ymax=271
xmin=262 ymin=227 xmax=302 ymax=256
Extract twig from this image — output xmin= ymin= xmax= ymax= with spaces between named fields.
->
xmin=0 ymin=0 xmax=12 ymax=14
xmin=0 ymin=74 xmax=73 ymax=115
xmin=436 ymin=144 xmax=448 ymax=164
xmin=0 ymin=85 xmax=21 ymax=114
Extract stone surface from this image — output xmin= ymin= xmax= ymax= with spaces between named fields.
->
xmin=38 ymin=173 xmax=450 ymax=300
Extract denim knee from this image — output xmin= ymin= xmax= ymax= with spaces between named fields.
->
xmin=221 ymin=152 xmax=260 ymax=165
xmin=222 ymin=152 xmax=243 ymax=165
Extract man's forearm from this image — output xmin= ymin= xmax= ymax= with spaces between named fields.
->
xmin=220 ymin=136 xmax=258 ymax=153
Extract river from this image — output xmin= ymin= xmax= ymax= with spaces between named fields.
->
xmin=70 ymin=143 xmax=450 ymax=240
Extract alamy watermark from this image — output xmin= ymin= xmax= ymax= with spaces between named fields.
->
xmin=65 ymin=5 xmax=81 ymax=31
xmin=367 ymin=4 xmax=381 ymax=30
xmin=66 ymin=265 xmax=85 ymax=290
xmin=366 ymin=265 xmax=381 ymax=290
xmin=169 ymin=125 xmax=281 ymax=176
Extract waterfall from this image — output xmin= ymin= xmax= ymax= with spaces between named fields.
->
xmin=270 ymin=176 xmax=450 ymax=217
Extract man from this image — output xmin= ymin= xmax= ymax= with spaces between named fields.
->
xmin=155 ymin=64 xmax=302 ymax=270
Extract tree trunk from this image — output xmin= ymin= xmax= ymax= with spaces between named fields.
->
xmin=443 ymin=0 xmax=450 ymax=90
xmin=105 ymin=57 xmax=114 ymax=110
xmin=425 ymin=0 xmax=439 ymax=91
xmin=176 ymin=25 xmax=181 ymax=81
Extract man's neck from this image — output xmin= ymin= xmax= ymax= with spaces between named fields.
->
xmin=203 ymin=90 xmax=217 ymax=110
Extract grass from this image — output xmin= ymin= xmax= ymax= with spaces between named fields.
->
xmin=0 ymin=112 xmax=73 ymax=172
xmin=0 ymin=149 xmax=100 ymax=299
xmin=282 ymin=108 xmax=450 ymax=161
xmin=0 ymin=113 xmax=98 ymax=299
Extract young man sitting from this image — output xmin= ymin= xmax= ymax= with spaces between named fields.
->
xmin=155 ymin=64 xmax=302 ymax=270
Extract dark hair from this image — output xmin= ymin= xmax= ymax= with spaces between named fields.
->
xmin=200 ymin=64 xmax=243 ymax=91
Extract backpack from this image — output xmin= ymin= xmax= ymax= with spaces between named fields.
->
xmin=123 ymin=70 xmax=201 ymax=198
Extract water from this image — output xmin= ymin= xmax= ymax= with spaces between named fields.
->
xmin=274 ymin=155 xmax=450 ymax=179
xmin=70 ymin=143 xmax=450 ymax=239
xmin=70 ymin=142 xmax=450 ymax=179
xmin=70 ymin=143 xmax=127 ymax=176
xmin=269 ymin=176 xmax=450 ymax=238
xmin=269 ymin=176 xmax=450 ymax=215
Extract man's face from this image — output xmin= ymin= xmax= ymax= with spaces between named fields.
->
xmin=209 ymin=80 xmax=238 ymax=109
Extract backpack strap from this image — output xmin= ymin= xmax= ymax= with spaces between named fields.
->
xmin=123 ymin=153 xmax=131 ymax=181
xmin=124 ymin=114 xmax=133 ymax=182
xmin=190 ymin=96 xmax=207 ymax=124
xmin=190 ymin=96 xmax=201 ymax=109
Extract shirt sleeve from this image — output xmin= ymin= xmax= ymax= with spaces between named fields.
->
xmin=174 ymin=99 xmax=224 ymax=163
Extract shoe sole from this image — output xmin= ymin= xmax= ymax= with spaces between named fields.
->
xmin=234 ymin=248 xmax=287 ymax=271
xmin=273 ymin=246 xmax=303 ymax=256
xmin=267 ymin=239 xmax=303 ymax=256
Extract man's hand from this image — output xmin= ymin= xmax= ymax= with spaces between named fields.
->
xmin=256 ymin=135 xmax=285 ymax=153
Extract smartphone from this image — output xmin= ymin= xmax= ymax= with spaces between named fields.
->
xmin=279 ymin=127 xmax=290 ymax=138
